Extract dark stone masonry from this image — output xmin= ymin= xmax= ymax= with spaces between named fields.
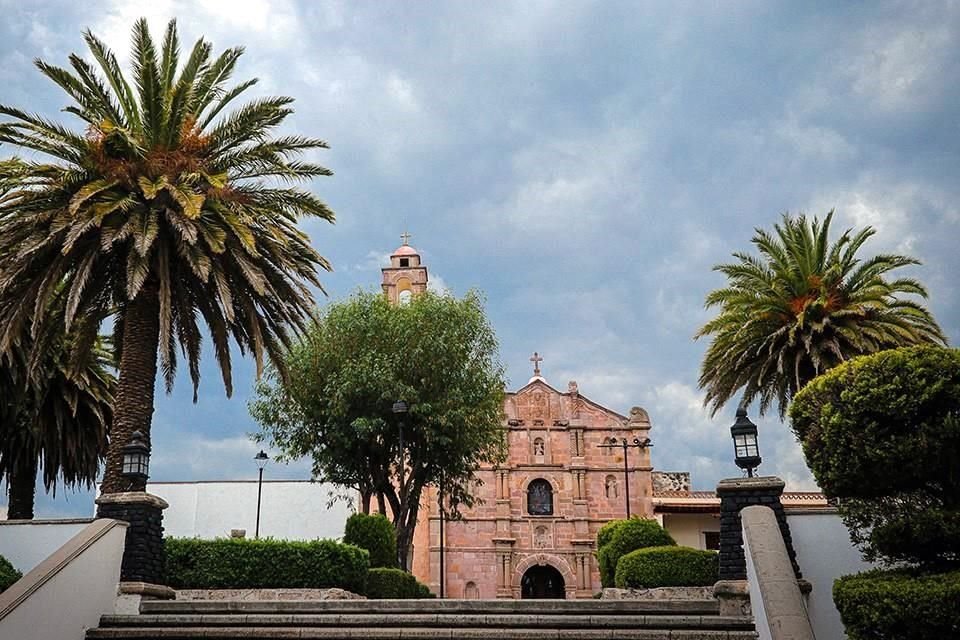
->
xmin=716 ymin=476 xmax=801 ymax=581
xmin=96 ymin=492 xmax=168 ymax=585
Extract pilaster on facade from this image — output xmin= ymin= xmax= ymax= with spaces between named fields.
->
xmin=493 ymin=538 xmax=516 ymax=598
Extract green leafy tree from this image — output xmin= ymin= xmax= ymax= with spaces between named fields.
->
xmin=696 ymin=210 xmax=944 ymax=418
xmin=0 ymin=331 xmax=114 ymax=519
xmin=251 ymin=290 xmax=506 ymax=571
xmin=0 ymin=19 xmax=333 ymax=493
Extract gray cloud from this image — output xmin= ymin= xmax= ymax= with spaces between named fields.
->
xmin=1 ymin=0 xmax=957 ymax=514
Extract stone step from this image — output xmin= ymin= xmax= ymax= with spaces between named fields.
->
xmin=99 ymin=613 xmax=754 ymax=630
xmin=87 ymin=627 xmax=758 ymax=639
xmin=140 ymin=599 xmax=722 ymax=616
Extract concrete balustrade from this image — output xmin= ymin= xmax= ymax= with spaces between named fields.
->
xmin=741 ymin=505 xmax=814 ymax=640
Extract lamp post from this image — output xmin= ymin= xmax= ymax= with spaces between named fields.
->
xmin=392 ymin=400 xmax=409 ymax=569
xmin=121 ymin=430 xmax=151 ymax=488
xmin=438 ymin=470 xmax=445 ymax=598
xmin=598 ymin=436 xmax=652 ymax=518
xmin=254 ymin=450 xmax=269 ymax=539
xmin=730 ymin=408 xmax=761 ymax=477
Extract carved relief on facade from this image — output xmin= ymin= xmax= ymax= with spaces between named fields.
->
xmin=516 ymin=388 xmax=552 ymax=422
xmin=533 ymin=524 xmax=553 ymax=549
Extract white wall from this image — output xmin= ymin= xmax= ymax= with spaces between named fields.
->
xmin=0 ymin=519 xmax=93 ymax=573
xmin=788 ymin=511 xmax=879 ymax=640
xmin=0 ymin=519 xmax=126 ymax=640
xmin=146 ymin=480 xmax=354 ymax=541
xmin=661 ymin=513 xmax=720 ymax=549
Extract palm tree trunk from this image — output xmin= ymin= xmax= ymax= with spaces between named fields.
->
xmin=99 ymin=285 xmax=160 ymax=494
xmin=6 ymin=455 xmax=37 ymax=519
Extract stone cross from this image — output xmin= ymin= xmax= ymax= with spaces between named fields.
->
xmin=400 ymin=230 xmax=412 ymax=245
xmin=530 ymin=352 xmax=543 ymax=377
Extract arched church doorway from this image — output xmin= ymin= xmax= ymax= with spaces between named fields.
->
xmin=520 ymin=564 xmax=566 ymax=599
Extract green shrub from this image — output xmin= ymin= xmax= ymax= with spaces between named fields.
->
xmin=833 ymin=568 xmax=960 ymax=640
xmin=596 ymin=519 xmax=625 ymax=550
xmin=343 ymin=513 xmax=398 ymax=568
xmin=614 ymin=546 xmax=718 ymax=588
xmin=597 ymin=518 xmax=676 ymax=587
xmin=0 ymin=555 xmax=21 ymax=592
xmin=165 ymin=537 xmax=368 ymax=594
xmin=790 ymin=346 xmax=960 ymax=566
xmin=365 ymin=567 xmax=435 ymax=599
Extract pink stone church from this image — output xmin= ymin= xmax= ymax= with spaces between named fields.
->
xmin=381 ymin=238 xmax=826 ymax=599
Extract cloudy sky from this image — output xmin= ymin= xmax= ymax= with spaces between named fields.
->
xmin=2 ymin=0 xmax=958 ymax=517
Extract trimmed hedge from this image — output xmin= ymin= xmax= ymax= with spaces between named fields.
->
xmin=596 ymin=519 xmax=625 ymax=550
xmin=614 ymin=546 xmax=718 ymax=588
xmin=366 ymin=567 xmax=435 ymax=599
xmin=0 ymin=555 xmax=21 ymax=592
xmin=165 ymin=537 xmax=368 ymax=594
xmin=834 ymin=568 xmax=960 ymax=640
xmin=597 ymin=518 xmax=676 ymax=587
xmin=343 ymin=513 xmax=398 ymax=568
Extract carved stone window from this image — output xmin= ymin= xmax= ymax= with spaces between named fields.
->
xmin=527 ymin=479 xmax=554 ymax=516
xmin=605 ymin=475 xmax=618 ymax=499
xmin=533 ymin=437 xmax=545 ymax=457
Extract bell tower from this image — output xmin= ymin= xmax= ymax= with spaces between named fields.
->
xmin=382 ymin=231 xmax=429 ymax=305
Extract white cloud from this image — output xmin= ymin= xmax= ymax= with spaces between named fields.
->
xmin=844 ymin=25 xmax=953 ymax=112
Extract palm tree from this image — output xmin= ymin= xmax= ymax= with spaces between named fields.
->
xmin=0 ymin=332 xmax=114 ymax=519
xmin=696 ymin=210 xmax=945 ymax=419
xmin=0 ymin=19 xmax=333 ymax=494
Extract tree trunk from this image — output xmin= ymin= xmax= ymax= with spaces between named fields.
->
xmin=6 ymin=455 xmax=37 ymax=519
xmin=360 ymin=489 xmax=371 ymax=515
xmin=99 ymin=285 xmax=160 ymax=495
xmin=376 ymin=492 xmax=386 ymax=515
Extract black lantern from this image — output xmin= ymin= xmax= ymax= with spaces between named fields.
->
xmin=121 ymin=430 xmax=150 ymax=482
xmin=731 ymin=407 xmax=761 ymax=477
xmin=254 ymin=449 xmax=269 ymax=470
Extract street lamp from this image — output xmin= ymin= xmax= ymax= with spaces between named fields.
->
xmin=254 ymin=450 xmax=269 ymax=539
xmin=598 ymin=436 xmax=652 ymax=518
xmin=121 ymin=430 xmax=151 ymax=488
xmin=392 ymin=400 xmax=409 ymax=569
xmin=730 ymin=407 xmax=761 ymax=477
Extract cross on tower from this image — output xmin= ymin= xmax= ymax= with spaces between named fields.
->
xmin=530 ymin=352 xmax=543 ymax=377
xmin=400 ymin=230 xmax=412 ymax=246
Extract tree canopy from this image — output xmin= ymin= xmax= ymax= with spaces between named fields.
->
xmin=0 ymin=18 xmax=333 ymax=493
xmin=250 ymin=290 xmax=506 ymax=569
xmin=696 ymin=210 xmax=945 ymax=418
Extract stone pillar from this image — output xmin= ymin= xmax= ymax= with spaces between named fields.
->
xmin=493 ymin=540 xmax=515 ymax=598
xmin=716 ymin=476 xmax=801 ymax=581
xmin=96 ymin=492 xmax=168 ymax=586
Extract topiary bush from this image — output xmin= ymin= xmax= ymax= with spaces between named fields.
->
xmin=343 ymin=512 xmax=398 ymax=568
xmin=790 ymin=346 xmax=960 ymax=566
xmin=596 ymin=519 xmax=625 ymax=550
xmin=0 ymin=555 xmax=21 ymax=592
xmin=365 ymin=567 xmax=435 ymax=599
xmin=597 ymin=518 xmax=676 ymax=587
xmin=165 ymin=537 xmax=368 ymax=594
xmin=614 ymin=546 xmax=718 ymax=588
xmin=833 ymin=568 xmax=960 ymax=640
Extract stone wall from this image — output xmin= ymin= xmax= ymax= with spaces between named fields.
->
xmin=652 ymin=471 xmax=690 ymax=493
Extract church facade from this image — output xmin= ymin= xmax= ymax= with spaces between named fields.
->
xmin=383 ymin=237 xmax=826 ymax=599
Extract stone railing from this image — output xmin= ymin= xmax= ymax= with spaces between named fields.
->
xmin=0 ymin=518 xmax=127 ymax=640
xmin=741 ymin=505 xmax=814 ymax=640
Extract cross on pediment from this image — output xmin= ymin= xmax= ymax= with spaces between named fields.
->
xmin=530 ymin=352 xmax=543 ymax=377
xmin=400 ymin=230 xmax=412 ymax=245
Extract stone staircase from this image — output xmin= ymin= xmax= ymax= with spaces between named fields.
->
xmin=87 ymin=598 xmax=757 ymax=639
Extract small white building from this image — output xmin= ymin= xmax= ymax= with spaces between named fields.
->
xmin=143 ymin=480 xmax=354 ymax=541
